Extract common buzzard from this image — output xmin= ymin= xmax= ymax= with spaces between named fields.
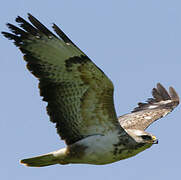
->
xmin=2 ymin=14 xmax=179 ymax=167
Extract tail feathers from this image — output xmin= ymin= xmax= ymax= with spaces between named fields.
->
xmin=20 ymin=153 xmax=60 ymax=167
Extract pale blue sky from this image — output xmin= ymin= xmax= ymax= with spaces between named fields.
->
xmin=1 ymin=1 xmax=181 ymax=180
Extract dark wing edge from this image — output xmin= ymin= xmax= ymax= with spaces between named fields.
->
xmin=2 ymin=13 xmax=79 ymax=49
xmin=132 ymin=83 xmax=179 ymax=113
xmin=119 ymin=83 xmax=179 ymax=130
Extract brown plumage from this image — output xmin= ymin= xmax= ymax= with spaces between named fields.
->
xmin=2 ymin=14 xmax=179 ymax=167
xmin=2 ymin=14 xmax=121 ymax=145
xmin=119 ymin=83 xmax=179 ymax=130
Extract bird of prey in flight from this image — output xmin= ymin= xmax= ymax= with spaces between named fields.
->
xmin=2 ymin=14 xmax=179 ymax=167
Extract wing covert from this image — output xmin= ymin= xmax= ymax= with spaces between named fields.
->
xmin=2 ymin=14 xmax=123 ymax=145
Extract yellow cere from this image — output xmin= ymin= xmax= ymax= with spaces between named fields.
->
xmin=152 ymin=136 xmax=157 ymax=141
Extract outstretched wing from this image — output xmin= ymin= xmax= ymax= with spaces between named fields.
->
xmin=119 ymin=83 xmax=179 ymax=130
xmin=2 ymin=14 xmax=123 ymax=145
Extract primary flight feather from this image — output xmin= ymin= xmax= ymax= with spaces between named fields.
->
xmin=2 ymin=14 xmax=179 ymax=167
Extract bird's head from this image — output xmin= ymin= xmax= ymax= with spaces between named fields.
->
xmin=125 ymin=129 xmax=158 ymax=146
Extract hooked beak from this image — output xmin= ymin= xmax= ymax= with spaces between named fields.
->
xmin=153 ymin=139 xmax=158 ymax=144
xmin=152 ymin=136 xmax=158 ymax=144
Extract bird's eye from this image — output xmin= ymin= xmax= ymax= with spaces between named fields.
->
xmin=141 ymin=135 xmax=152 ymax=140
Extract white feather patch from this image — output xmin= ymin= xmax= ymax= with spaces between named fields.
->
xmin=144 ymin=116 xmax=152 ymax=120
xmin=148 ymin=105 xmax=158 ymax=109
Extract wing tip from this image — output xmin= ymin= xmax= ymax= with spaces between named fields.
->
xmin=132 ymin=83 xmax=179 ymax=112
xmin=156 ymin=83 xmax=179 ymax=101
xmin=169 ymin=86 xmax=180 ymax=103
xmin=155 ymin=82 xmax=170 ymax=100
xmin=27 ymin=13 xmax=32 ymax=18
xmin=15 ymin=15 xmax=24 ymax=23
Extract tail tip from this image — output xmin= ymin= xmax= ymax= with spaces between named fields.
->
xmin=20 ymin=159 xmax=31 ymax=167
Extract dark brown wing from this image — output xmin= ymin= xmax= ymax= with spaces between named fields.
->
xmin=119 ymin=83 xmax=179 ymax=130
xmin=2 ymin=14 xmax=124 ymax=145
